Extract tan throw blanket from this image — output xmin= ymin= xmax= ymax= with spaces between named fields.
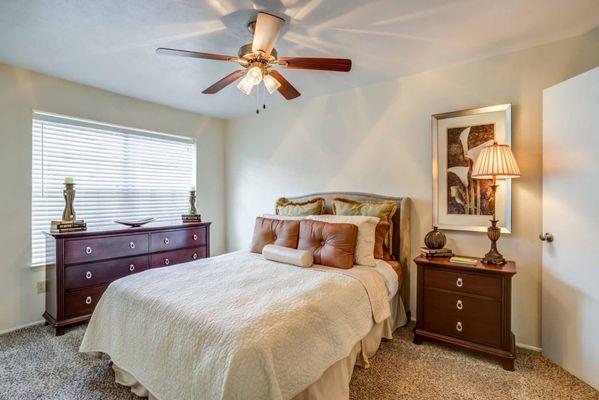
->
xmin=80 ymin=251 xmax=390 ymax=400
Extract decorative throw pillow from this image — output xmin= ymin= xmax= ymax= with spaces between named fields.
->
xmin=332 ymin=198 xmax=397 ymax=252
xmin=307 ymin=214 xmax=379 ymax=266
xmin=297 ymin=220 xmax=358 ymax=269
xmin=262 ymin=244 xmax=314 ymax=268
xmin=275 ymin=197 xmax=325 ymax=216
xmin=250 ymin=217 xmax=300 ymax=254
xmin=374 ymin=221 xmax=390 ymax=260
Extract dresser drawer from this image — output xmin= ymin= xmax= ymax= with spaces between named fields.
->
xmin=423 ymin=311 xmax=501 ymax=348
xmin=424 ymin=267 xmax=502 ymax=299
xmin=64 ymin=255 xmax=149 ymax=290
xmin=64 ymin=285 xmax=107 ymax=318
xmin=150 ymin=226 xmax=207 ymax=252
xmin=424 ymin=288 xmax=500 ymax=325
xmin=150 ymin=246 xmax=207 ymax=268
xmin=64 ymin=234 xmax=149 ymax=264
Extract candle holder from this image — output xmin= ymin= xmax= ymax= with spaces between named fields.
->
xmin=51 ymin=179 xmax=86 ymax=233
xmin=189 ymin=190 xmax=197 ymax=215
xmin=62 ymin=182 xmax=77 ymax=222
xmin=182 ymin=189 xmax=201 ymax=223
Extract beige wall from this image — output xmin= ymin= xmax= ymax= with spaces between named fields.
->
xmin=225 ymin=28 xmax=599 ymax=348
xmin=0 ymin=63 xmax=227 ymax=333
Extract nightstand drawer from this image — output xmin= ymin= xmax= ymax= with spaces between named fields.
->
xmin=150 ymin=226 xmax=207 ymax=252
xmin=424 ymin=288 xmax=500 ymax=324
xmin=424 ymin=268 xmax=502 ymax=299
xmin=423 ymin=312 xmax=501 ymax=348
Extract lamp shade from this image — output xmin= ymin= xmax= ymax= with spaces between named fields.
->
xmin=472 ymin=142 xmax=520 ymax=179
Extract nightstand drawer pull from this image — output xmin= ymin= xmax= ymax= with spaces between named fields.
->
xmin=456 ymin=277 xmax=463 ymax=287
xmin=192 ymin=253 xmax=198 ymax=260
xmin=129 ymin=242 xmax=136 ymax=249
xmin=164 ymin=258 xmax=170 ymax=266
xmin=456 ymin=299 xmax=463 ymax=310
xmin=193 ymin=234 xmax=198 ymax=241
xmin=456 ymin=321 xmax=463 ymax=332
xmin=85 ymin=296 xmax=92 ymax=305
xmin=85 ymin=246 xmax=93 ymax=255
xmin=164 ymin=237 xmax=170 ymax=245
xmin=129 ymin=264 xmax=135 ymax=272
xmin=85 ymin=271 xmax=92 ymax=280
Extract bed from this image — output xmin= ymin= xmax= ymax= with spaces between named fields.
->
xmin=80 ymin=192 xmax=411 ymax=400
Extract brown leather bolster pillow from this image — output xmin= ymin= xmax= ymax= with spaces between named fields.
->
xmin=374 ymin=221 xmax=390 ymax=260
xmin=250 ymin=217 xmax=300 ymax=254
xmin=297 ymin=220 xmax=358 ymax=269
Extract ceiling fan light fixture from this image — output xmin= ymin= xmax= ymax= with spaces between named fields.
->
xmin=246 ymin=66 xmax=263 ymax=85
xmin=263 ymin=74 xmax=281 ymax=94
xmin=237 ymin=75 xmax=254 ymax=95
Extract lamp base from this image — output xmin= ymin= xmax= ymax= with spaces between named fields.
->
xmin=483 ymin=219 xmax=506 ymax=265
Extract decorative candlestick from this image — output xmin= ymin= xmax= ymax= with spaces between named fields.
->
xmin=182 ymin=186 xmax=201 ymax=223
xmin=62 ymin=178 xmax=76 ymax=222
xmin=189 ymin=189 xmax=197 ymax=215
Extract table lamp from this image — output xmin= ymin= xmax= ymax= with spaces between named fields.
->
xmin=472 ymin=142 xmax=520 ymax=264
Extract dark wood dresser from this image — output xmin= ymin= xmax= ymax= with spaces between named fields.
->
xmin=413 ymin=256 xmax=517 ymax=370
xmin=43 ymin=221 xmax=211 ymax=335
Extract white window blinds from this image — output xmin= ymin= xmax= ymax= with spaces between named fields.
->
xmin=32 ymin=112 xmax=197 ymax=266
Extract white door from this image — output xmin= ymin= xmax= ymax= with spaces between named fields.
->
xmin=542 ymin=66 xmax=599 ymax=390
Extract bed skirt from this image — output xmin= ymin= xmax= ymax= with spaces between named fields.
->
xmin=111 ymin=294 xmax=407 ymax=400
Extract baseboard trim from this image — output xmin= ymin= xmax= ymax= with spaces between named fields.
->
xmin=516 ymin=342 xmax=542 ymax=352
xmin=0 ymin=320 xmax=45 ymax=336
xmin=408 ymin=316 xmax=541 ymax=352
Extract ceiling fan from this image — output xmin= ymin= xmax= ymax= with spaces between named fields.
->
xmin=156 ymin=12 xmax=352 ymax=102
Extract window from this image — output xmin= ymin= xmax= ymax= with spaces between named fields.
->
xmin=32 ymin=112 xmax=197 ymax=266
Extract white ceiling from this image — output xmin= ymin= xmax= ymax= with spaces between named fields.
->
xmin=0 ymin=0 xmax=597 ymax=118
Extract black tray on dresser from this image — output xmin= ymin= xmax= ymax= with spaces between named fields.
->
xmin=43 ymin=221 xmax=211 ymax=335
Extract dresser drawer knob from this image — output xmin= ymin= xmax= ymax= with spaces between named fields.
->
xmin=193 ymin=234 xmax=198 ymax=241
xmin=129 ymin=264 xmax=135 ymax=272
xmin=164 ymin=258 xmax=170 ymax=265
xmin=85 ymin=246 xmax=93 ymax=255
xmin=85 ymin=271 xmax=92 ymax=280
xmin=456 ymin=277 xmax=463 ymax=287
xmin=456 ymin=300 xmax=463 ymax=310
xmin=85 ymin=296 xmax=92 ymax=305
xmin=192 ymin=253 xmax=198 ymax=260
xmin=164 ymin=237 xmax=170 ymax=245
xmin=456 ymin=321 xmax=463 ymax=332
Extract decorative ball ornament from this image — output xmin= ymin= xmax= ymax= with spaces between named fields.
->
xmin=424 ymin=226 xmax=446 ymax=249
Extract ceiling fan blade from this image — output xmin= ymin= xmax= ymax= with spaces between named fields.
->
xmin=269 ymin=70 xmax=300 ymax=100
xmin=252 ymin=12 xmax=285 ymax=55
xmin=279 ymin=57 xmax=352 ymax=72
xmin=156 ymin=47 xmax=239 ymax=62
xmin=202 ymin=70 xmax=246 ymax=94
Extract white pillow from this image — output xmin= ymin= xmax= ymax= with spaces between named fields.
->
xmin=306 ymin=215 xmax=379 ymax=266
xmin=262 ymin=244 xmax=314 ymax=268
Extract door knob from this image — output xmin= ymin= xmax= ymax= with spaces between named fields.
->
xmin=539 ymin=233 xmax=554 ymax=242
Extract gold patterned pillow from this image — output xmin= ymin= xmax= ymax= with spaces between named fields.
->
xmin=275 ymin=197 xmax=325 ymax=216
xmin=332 ymin=197 xmax=397 ymax=252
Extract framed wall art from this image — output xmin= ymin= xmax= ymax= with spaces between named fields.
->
xmin=432 ymin=104 xmax=512 ymax=233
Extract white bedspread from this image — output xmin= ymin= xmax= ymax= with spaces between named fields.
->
xmin=79 ymin=250 xmax=390 ymax=400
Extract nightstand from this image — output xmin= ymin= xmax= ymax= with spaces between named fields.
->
xmin=413 ymin=256 xmax=517 ymax=371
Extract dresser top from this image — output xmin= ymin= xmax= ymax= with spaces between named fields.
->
xmin=414 ymin=256 xmax=516 ymax=275
xmin=44 ymin=220 xmax=211 ymax=238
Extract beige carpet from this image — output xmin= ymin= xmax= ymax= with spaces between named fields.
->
xmin=0 ymin=323 xmax=596 ymax=400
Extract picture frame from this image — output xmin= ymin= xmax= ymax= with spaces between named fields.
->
xmin=432 ymin=104 xmax=512 ymax=233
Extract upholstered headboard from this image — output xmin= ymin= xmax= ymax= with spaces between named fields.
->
xmin=279 ymin=192 xmax=411 ymax=312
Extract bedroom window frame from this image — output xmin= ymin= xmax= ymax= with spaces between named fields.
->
xmin=31 ymin=111 xmax=197 ymax=268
